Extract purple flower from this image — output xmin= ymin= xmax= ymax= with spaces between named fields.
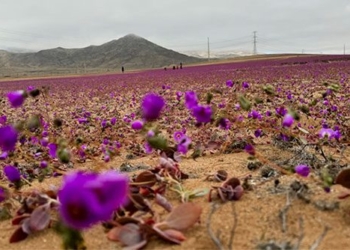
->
xmin=319 ymin=128 xmax=341 ymax=140
xmin=141 ymin=94 xmax=165 ymax=121
xmin=218 ymin=103 xmax=226 ymax=109
xmin=176 ymin=134 xmax=192 ymax=154
xmin=27 ymin=86 xmax=35 ymax=91
xmin=192 ymin=105 xmax=212 ymax=123
xmin=48 ymin=143 xmax=57 ymax=158
xmin=275 ymin=107 xmax=287 ymax=117
xmin=185 ymin=91 xmax=198 ymax=109
xmin=78 ymin=118 xmax=89 ymax=124
xmin=0 ymin=126 xmax=18 ymax=152
xmin=175 ymin=91 xmax=183 ymax=101
xmin=110 ymin=117 xmax=117 ymax=125
xmin=242 ymin=82 xmax=249 ymax=89
xmin=58 ymin=171 xmax=128 ymax=229
xmin=218 ymin=118 xmax=231 ymax=130
xmin=282 ymin=114 xmax=294 ymax=127
xmin=144 ymin=142 xmax=153 ymax=154
xmin=131 ymin=120 xmax=144 ymax=130
xmin=147 ymin=130 xmax=155 ymax=137
xmin=254 ymin=129 xmax=262 ymax=138
xmin=245 ymin=144 xmax=255 ymax=155
xmin=41 ymin=137 xmax=49 ymax=147
xmin=101 ymin=119 xmax=107 ymax=128
xmin=294 ymin=164 xmax=310 ymax=177
xmin=173 ymin=131 xmax=184 ymax=143
xmin=226 ymin=80 xmax=234 ymax=87
xmin=265 ymin=110 xmax=272 ymax=116
xmin=4 ymin=165 xmax=21 ymax=183
xmin=331 ymin=105 xmax=338 ymax=112
xmin=40 ymin=161 xmax=48 ymax=169
xmin=248 ymin=110 xmax=262 ymax=120
xmin=7 ymin=90 xmax=26 ymax=108
xmin=104 ymin=154 xmax=110 ymax=162
xmin=103 ymin=138 xmax=109 ymax=145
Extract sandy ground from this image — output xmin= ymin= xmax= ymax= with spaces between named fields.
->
xmin=1 ymin=144 xmax=350 ymax=250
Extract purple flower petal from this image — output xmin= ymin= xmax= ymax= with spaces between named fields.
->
xmin=7 ymin=90 xmax=26 ymax=108
xmin=141 ymin=94 xmax=165 ymax=121
xmin=295 ymin=164 xmax=310 ymax=177
xmin=0 ymin=126 xmax=18 ymax=152
xmin=192 ymin=105 xmax=212 ymax=123
xmin=4 ymin=165 xmax=21 ymax=183
xmin=185 ymin=91 xmax=198 ymax=109
xmin=131 ymin=120 xmax=144 ymax=130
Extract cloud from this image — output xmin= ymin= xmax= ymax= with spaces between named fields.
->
xmin=0 ymin=0 xmax=349 ymax=54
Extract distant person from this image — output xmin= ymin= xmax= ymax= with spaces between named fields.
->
xmin=173 ymin=66 xmax=176 ymax=70
xmin=180 ymin=62 xmax=183 ymax=69
xmin=121 ymin=66 xmax=125 ymax=73
xmin=164 ymin=67 xmax=167 ymax=71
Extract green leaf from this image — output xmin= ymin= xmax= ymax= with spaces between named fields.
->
xmin=238 ymin=95 xmax=252 ymax=111
xmin=147 ymin=135 xmax=168 ymax=150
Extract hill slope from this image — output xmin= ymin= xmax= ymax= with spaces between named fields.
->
xmin=0 ymin=34 xmax=201 ymax=70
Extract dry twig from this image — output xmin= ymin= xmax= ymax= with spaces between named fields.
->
xmin=310 ymin=226 xmax=330 ymax=250
xmin=279 ymin=191 xmax=292 ymax=233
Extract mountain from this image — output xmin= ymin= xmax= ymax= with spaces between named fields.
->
xmin=0 ymin=34 xmax=202 ymax=72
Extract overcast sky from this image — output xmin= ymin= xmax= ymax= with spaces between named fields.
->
xmin=0 ymin=0 xmax=349 ymax=55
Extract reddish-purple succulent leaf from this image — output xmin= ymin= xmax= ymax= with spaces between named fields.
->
xmin=205 ymin=141 xmax=221 ymax=151
xmin=163 ymin=229 xmax=186 ymax=242
xmin=28 ymin=204 xmax=51 ymax=232
xmin=335 ymin=169 xmax=350 ymax=189
xmin=155 ymin=193 xmax=172 ymax=212
xmin=115 ymin=217 xmax=140 ymax=226
xmin=338 ymin=192 xmax=350 ymax=200
xmin=162 ymin=203 xmax=202 ymax=231
xmin=107 ymin=223 xmax=143 ymax=246
xmin=107 ymin=227 xmax=122 ymax=242
xmin=233 ymin=185 xmax=244 ymax=200
xmin=152 ymin=226 xmax=184 ymax=244
xmin=9 ymin=227 xmax=28 ymax=243
xmin=134 ymin=171 xmax=157 ymax=187
xmin=12 ymin=214 xmax=31 ymax=225
xmin=21 ymin=218 xmax=33 ymax=235
xmin=123 ymin=239 xmax=148 ymax=250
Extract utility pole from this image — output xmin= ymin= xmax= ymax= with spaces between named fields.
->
xmin=207 ymin=37 xmax=210 ymax=62
xmin=253 ymin=31 xmax=257 ymax=55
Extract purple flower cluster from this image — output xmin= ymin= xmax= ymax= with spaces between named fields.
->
xmin=0 ymin=126 xmax=18 ymax=152
xmin=248 ymin=110 xmax=262 ymax=120
xmin=319 ymin=128 xmax=341 ymax=140
xmin=174 ymin=131 xmax=191 ymax=154
xmin=185 ymin=91 xmax=212 ymax=124
xmin=141 ymin=93 xmax=165 ymax=121
xmin=58 ymin=170 xmax=129 ymax=229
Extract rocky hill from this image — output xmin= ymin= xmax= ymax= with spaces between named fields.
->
xmin=0 ymin=34 xmax=202 ymax=72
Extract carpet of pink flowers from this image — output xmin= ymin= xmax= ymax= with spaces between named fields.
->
xmin=0 ymin=55 xmax=350 ymax=249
